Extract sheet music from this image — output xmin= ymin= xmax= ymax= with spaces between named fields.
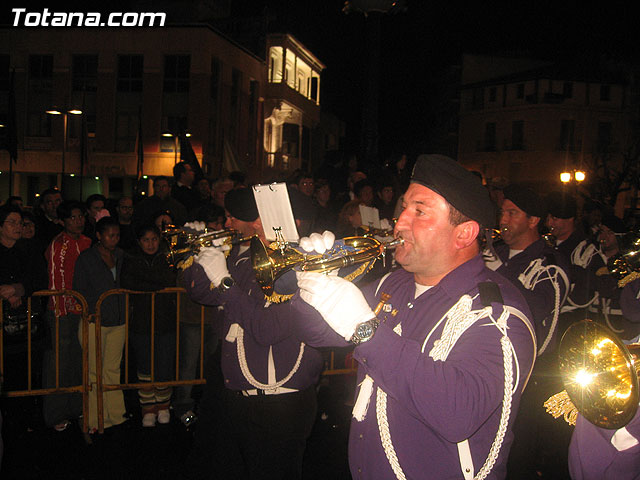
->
xmin=252 ymin=183 xmax=299 ymax=242
xmin=359 ymin=205 xmax=381 ymax=229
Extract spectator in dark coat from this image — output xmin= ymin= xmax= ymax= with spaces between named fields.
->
xmin=121 ymin=224 xmax=177 ymax=427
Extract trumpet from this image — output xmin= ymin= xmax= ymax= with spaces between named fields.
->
xmin=606 ymin=230 xmax=640 ymax=282
xmin=251 ymin=233 xmax=404 ymax=295
xmin=162 ymin=226 xmax=254 ymax=268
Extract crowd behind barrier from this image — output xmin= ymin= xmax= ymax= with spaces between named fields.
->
xmin=1 ymin=287 xmax=359 ymax=434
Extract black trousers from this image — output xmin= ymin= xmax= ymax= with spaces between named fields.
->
xmin=183 ymin=348 xmax=317 ymax=480
xmin=506 ymin=356 xmax=573 ymax=480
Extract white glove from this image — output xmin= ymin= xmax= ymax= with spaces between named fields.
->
xmin=296 ymin=271 xmax=375 ymax=340
xmin=194 ymin=246 xmax=229 ymax=287
xmin=380 ymin=218 xmax=392 ymax=231
xmin=299 ymin=231 xmax=336 ymax=254
xmin=184 ymin=221 xmax=206 ymax=232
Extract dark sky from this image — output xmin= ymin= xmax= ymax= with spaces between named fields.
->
xmin=4 ymin=0 xmax=639 ymax=161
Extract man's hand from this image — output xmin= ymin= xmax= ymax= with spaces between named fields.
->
xmin=194 ymin=247 xmax=229 ymax=287
xmin=296 ymin=271 xmax=375 ymax=340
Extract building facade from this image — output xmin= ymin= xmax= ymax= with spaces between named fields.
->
xmin=457 ymin=54 xmax=636 ymax=211
xmin=0 ymin=26 xmax=325 ymax=204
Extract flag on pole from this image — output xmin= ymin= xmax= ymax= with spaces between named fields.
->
xmin=179 ymin=134 xmax=204 ymax=181
xmin=3 ymin=69 xmax=18 ymax=164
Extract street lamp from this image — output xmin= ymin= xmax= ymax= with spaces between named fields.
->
xmin=560 ymin=170 xmax=586 ymax=183
xmin=162 ymin=130 xmax=191 ymax=164
xmin=46 ymin=106 xmax=83 ymax=176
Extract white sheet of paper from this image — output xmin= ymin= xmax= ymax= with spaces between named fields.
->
xmin=359 ymin=205 xmax=381 ymax=229
xmin=252 ymin=183 xmax=299 ymax=242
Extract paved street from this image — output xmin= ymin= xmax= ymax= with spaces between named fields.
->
xmin=1 ymin=375 xmax=353 ymax=480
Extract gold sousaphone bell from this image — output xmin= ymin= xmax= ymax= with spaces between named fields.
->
xmin=545 ymin=319 xmax=639 ymax=429
xmin=251 ymin=232 xmax=404 ymax=296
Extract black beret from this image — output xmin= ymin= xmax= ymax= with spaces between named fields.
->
xmin=546 ymin=191 xmax=577 ymax=219
xmin=503 ymin=184 xmax=544 ymax=218
xmin=224 ymin=187 xmax=259 ymax=222
xmin=410 ymin=154 xmax=496 ymax=227
xmin=601 ymin=214 xmax=626 ymax=234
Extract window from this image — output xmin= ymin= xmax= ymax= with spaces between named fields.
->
xmin=516 ymin=83 xmax=524 ymax=99
xmin=72 ymin=55 xmax=98 ymax=93
xmin=114 ymin=113 xmax=138 ymax=153
xmin=163 ymin=55 xmax=190 ymax=93
xmin=117 ymin=55 xmax=143 ymax=92
xmin=600 ymin=85 xmax=611 ymax=101
xmin=484 ymin=122 xmax=496 ymax=151
xmin=560 ymin=119 xmax=575 ymax=151
xmin=310 ymin=76 xmax=319 ymax=103
xmin=472 ymin=88 xmax=484 ymax=110
xmin=489 ymin=87 xmax=497 ymax=103
xmin=282 ymin=123 xmax=299 ymax=156
xmin=210 ymin=57 xmax=220 ymax=101
xmin=597 ymin=121 xmax=612 ymax=152
xmin=563 ymin=82 xmax=573 ymax=99
xmin=27 ymin=54 xmax=53 ymax=137
xmin=511 ymin=120 xmax=524 ymax=150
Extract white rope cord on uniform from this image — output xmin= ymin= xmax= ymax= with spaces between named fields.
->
xmin=234 ymin=325 xmax=305 ymax=390
xmin=517 ymin=259 xmax=570 ymax=355
xmin=571 ymin=240 xmax=600 ymax=269
xmin=600 ymin=298 xmax=625 ymax=334
xmin=377 ymin=323 xmax=407 ymax=480
xmin=376 ymin=298 xmax=519 ymax=480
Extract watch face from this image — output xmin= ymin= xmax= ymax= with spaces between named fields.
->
xmin=357 ymin=323 xmax=373 ymax=339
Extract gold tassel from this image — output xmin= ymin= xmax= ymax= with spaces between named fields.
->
xmin=264 ymin=292 xmax=294 ymax=304
xmin=178 ymin=256 xmax=194 ymax=271
xmin=619 ymin=271 xmax=640 ymax=288
xmin=544 ymin=390 xmax=578 ymax=426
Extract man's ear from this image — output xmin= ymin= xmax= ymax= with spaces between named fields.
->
xmin=528 ymin=216 xmax=541 ymax=230
xmin=252 ymin=217 xmax=265 ymax=238
xmin=454 ymin=221 xmax=480 ymax=249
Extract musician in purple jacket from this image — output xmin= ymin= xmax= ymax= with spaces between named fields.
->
xmin=182 ymin=187 xmax=324 ymax=479
xmin=293 ymin=155 xmax=537 ymax=479
xmin=567 ymin=276 xmax=640 ymax=479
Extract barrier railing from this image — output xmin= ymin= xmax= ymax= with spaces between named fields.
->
xmin=2 ymin=288 xmax=358 ymax=435
xmin=0 ymin=289 xmax=91 ymax=433
xmin=93 ymin=287 xmax=207 ymax=433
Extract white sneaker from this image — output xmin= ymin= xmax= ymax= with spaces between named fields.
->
xmin=157 ymin=409 xmax=171 ymax=424
xmin=142 ymin=412 xmax=157 ymax=427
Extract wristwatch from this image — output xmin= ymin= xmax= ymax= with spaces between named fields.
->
xmin=350 ymin=318 xmax=380 ymax=345
xmin=218 ymin=276 xmax=235 ymax=292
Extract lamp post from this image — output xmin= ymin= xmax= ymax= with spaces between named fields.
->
xmin=162 ymin=130 xmax=191 ymax=164
xmin=46 ymin=107 xmax=82 ymax=177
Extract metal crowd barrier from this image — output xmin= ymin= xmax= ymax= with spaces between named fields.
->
xmin=2 ymin=288 xmax=359 ymax=436
xmin=93 ymin=287 xmax=208 ymax=433
xmin=0 ymin=289 xmax=91 ymax=433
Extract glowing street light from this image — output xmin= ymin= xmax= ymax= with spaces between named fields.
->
xmin=560 ymin=172 xmax=572 ymax=183
xmin=46 ymin=106 xmax=83 ymax=175
xmin=575 ymin=171 xmax=586 ymax=182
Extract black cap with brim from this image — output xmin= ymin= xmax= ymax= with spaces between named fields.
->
xmin=224 ymin=187 xmax=259 ymax=222
xmin=546 ymin=191 xmax=577 ymax=219
xmin=410 ymin=154 xmax=496 ymax=227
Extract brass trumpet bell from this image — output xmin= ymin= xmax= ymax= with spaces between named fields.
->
xmin=251 ymin=235 xmax=403 ymax=295
xmin=163 ymin=227 xmax=251 ymax=268
xmin=558 ymin=320 xmax=639 ymax=429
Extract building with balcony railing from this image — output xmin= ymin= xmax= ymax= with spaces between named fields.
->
xmin=0 ymin=26 xmax=329 ymax=203
xmin=457 ymin=54 xmax=635 ymax=200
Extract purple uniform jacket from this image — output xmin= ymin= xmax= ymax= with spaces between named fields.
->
xmin=293 ymin=255 xmax=536 ymax=479
xmin=492 ymin=238 xmax=570 ymax=354
xmin=568 ymin=411 xmax=640 ymax=480
xmin=183 ymin=247 xmax=324 ymax=391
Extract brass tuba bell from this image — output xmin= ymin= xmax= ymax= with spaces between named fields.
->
xmin=251 ymin=234 xmax=404 ymax=295
xmin=546 ymin=319 xmax=639 ymax=429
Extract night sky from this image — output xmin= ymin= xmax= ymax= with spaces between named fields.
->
xmin=3 ymin=0 xmax=639 ymax=162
